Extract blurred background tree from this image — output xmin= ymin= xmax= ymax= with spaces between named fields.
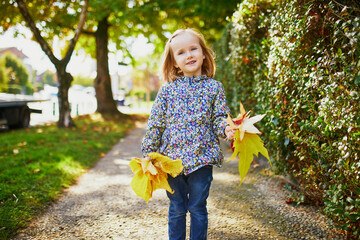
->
xmin=7 ymin=0 xmax=88 ymax=127
xmin=0 ymin=57 xmax=8 ymax=92
xmin=4 ymin=53 xmax=31 ymax=94
xmin=1 ymin=0 xmax=239 ymax=121
xmin=0 ymin=53 xmax=33 ymax=94
xmin=42 ymin=70 xmax=57 ymax=87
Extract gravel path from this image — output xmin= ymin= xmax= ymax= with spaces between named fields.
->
xmin=14 ymin=123 xmax=346 ymax=240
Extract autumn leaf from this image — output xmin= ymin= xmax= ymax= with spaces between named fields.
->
xmin=140 ymin=158 xmax=158 ymax=175
xmin=225 ymin=102 xmax=266 ymax=141
xmin=243 ymin=57 xmax=251 ymax=63
xmin=148 ymin=152 xmax=183 ymax=178
xmin=18 ymin=142 xmax=27 ymax=147
xmin=225 ymin=101 xmax=271 ymax=187
xmin=32 ymin=169 xmax=40 ymax=173
xmin=13 ymin=149 xmax=19 ymax=155
xmin=129 ymin=153 xmax=183 ymax=203
xmin=228 ymin=131 xmax=270 ymax=186
xmin=129 ymin=159 xmax=153 ymax=202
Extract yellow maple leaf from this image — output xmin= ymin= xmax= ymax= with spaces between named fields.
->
xmin=129 ymin=158 xmax=153 ymax=202
xmin=129 ymin=153 xmax=183 ymax=203
xmin=140 ymin=158 xmax=158 ymax=175
xmin=225 ymin=101 xmax=271 ymax=187
xmin=228 ymin=131 xmax=270 ymax=186
xmin=225 ymin=102 xmax=266 ymax=141
xmin=149 ymin=152 xmax=184 ymax=178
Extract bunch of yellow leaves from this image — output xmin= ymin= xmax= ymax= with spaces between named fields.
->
xmin=129 ymin=152 xmax=183 ymax=203
xmin=224 ymin=102 xmax=272 ymax=186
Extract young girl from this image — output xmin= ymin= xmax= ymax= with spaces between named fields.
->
xmin=141 ymin=28 xmax=236 ymax=240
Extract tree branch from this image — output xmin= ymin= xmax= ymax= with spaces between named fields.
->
xmin=15 ymin=0 xmax=60 ymax=65
xmin=62 ymin=0 xmax=89 ymax=64
xmin=82 ymin=29 xmax=96 ymax=36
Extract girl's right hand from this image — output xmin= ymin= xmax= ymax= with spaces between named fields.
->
xmin=225 ymin=126 xmax=237 ymax=140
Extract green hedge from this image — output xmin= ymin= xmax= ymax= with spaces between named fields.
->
xmin=215 ymin=0 xmax=360 ymax=236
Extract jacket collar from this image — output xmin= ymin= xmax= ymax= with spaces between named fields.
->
xmin=175 ymin=75 xmax=209 ymax=83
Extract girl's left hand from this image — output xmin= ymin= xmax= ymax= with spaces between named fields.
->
xmin=225 ymin=126 xmax=237 ymax=140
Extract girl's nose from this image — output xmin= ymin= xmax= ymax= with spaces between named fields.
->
xmin=186 ymin=51 xmax=193 ymax=58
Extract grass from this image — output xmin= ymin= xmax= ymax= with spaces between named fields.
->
xmin=0 ymin=113 xmax=134 ymax=239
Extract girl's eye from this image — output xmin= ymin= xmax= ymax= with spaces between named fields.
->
xmin=178 ymin=51 xmax=184 ymax=55
xmin=191 ymin=47 xmax=197 ymax=51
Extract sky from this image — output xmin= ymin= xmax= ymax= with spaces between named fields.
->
xmin=0 ymin=25 xmax=154 ymax=77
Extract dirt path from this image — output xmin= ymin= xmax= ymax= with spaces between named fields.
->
xmin=14 ymin=124 xmax=346 ymax=240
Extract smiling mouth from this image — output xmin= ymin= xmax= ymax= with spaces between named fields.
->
xmin=186 ymin=60 xmax=196 ymax=65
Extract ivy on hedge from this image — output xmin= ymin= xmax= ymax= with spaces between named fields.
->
xmin=214 ymin=0 xmax=360 ymax=236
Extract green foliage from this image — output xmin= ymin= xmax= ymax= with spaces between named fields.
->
xmin=150 ymin=0 xmax=240 ymax=44
xmin=1 ymin=1 xmax=84 ymax=43
xmin=0 ymin=1 xmax=22 ymax=33
xmin=264 ymin=2 xmax=360 ymax=235
xmin=324 ymin=185 xmax=360 ymax=236
xmin=215 ymin=0 xmax=360 ymax=236
xmin=0 ymin=114 xmax=133 ymax=239
xmin=217 ymin=0 xmax=275 ymax=114
xmin=0 ymin=57 xmax=9 ymax=92
xmin=42 ymin=70 xmax=57 ymax=86
xmin=214 ymin=23 xmax=235 ymax=112
xmin=1 ymin=53 xmax=33 ymax=94
xmin=77 ymin=0 xmax=240 ymax=68
xmin=5 ymin=53 xmax=29 ymax=89
xmin=73 ymin=74 xmax=93 ymax=87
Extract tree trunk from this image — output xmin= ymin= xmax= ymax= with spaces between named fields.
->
xmin=94 ymin=17 xmax=126 ymax=120
xmin=56 ymin=64 xmax=74 ymax=128
xmin=16 ymin=0 xmax=88 ymax=128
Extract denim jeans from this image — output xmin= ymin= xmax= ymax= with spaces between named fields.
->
xmin=166 ymin=165 xmax=213 ymax=240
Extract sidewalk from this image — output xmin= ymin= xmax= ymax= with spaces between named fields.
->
xmin=14 ymin=124 xmax=346 ymax=239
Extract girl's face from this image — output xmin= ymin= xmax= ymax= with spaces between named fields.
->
xmin=170 ymin=32 xmax=205 ymax=77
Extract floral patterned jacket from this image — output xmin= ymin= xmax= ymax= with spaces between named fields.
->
xmin=141 ymin=75 xmax=230 ymax=175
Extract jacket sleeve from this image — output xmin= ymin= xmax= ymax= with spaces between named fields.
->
xmin=212 ymin=82 xmax=230 ymax=139
xmin=141 ymin=84 xmax=167 ymax=157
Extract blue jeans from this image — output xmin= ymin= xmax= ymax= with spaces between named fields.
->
xmin=166 ymin=166 xmax=213 ymax=240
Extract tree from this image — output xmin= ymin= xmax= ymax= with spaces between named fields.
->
xmin=75 ymin=0 xmax=239 ymax=119
xmin=141 ymin=0 xmax=240 ymax=44
xmin=76 ymin=0 xmax=163 ymax=119
xmin=43 ymin=70 xmax=57 ymax=86
xmin=79 ymin=1 xmax=134 ymax=119
xmin=3 ymin=0 xmax=239 ymax=122
xmin=14 ymin=0 xmax=88 ymax=127
xmin=4 ymin=53 xmax=31 ymax=94
xmin=93 ymin=16 xmax=123 ymax=119
xmin=73 ymin=74 xmax=93 ymax=87
xmin=0 ymin=57 xmax=9 ymax=92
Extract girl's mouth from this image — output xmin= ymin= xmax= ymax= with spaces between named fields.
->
xmin=186 ymin=60 xmax=196 ymax=65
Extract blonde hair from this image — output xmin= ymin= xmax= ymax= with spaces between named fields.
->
xmin=160 ymin=28 xmax=216 ymax=82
